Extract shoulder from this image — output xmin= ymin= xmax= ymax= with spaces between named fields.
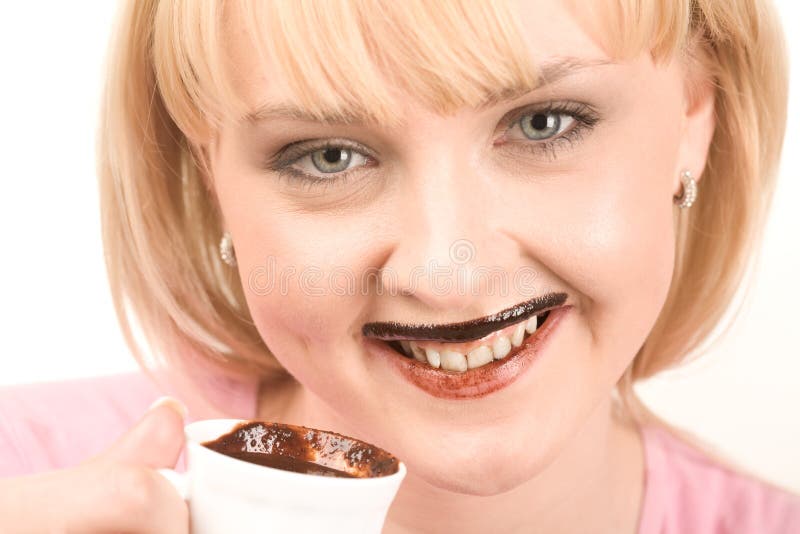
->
xmin=638 ymin=423 xmax=800 ymax=534
xmin=0 ymin=373 xmax=163 ymax=477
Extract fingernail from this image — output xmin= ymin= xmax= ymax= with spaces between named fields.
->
xmin=149 ymin=396 xmax=188 ymax=419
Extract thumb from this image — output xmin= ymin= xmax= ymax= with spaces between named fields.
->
xmin=99 ymin=397 xmax=187 ymax=468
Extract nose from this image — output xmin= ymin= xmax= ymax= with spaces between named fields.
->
xmin=379 ymin=144 xmax=522 ymax=313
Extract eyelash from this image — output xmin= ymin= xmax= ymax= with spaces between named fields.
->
xmin=265 ymin=101 xmax=600 ymax=189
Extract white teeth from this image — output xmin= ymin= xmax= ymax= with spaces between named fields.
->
xmin=511 ymin=323 xmax=526 ymax=347
xmin=492 ymin=335 xmax=512 ymax=359
xmin=440 ymin=350 xmax=468 ymax=372
xmin=397 ymin=315 xmax=546 ymax=370
xmin=424 ymin=348 xmax=441 ymax=368
xmin=466 ymin=345 xmax=493 ymax=369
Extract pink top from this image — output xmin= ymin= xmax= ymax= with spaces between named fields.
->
xmin=1 ymin=373 xmax=799 ymax=533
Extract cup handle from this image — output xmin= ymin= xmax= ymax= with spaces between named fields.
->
xmin=157 ymin=468 xmax=189 ymax=500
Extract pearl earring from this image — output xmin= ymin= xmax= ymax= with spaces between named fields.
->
xmin=219 ymin=231 xmax=237 ymax=266
xmin=674 ymin=169 xmax=698 ymax=209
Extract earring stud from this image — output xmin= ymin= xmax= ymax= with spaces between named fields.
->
xmin=674 ymin=169 xmax=698 ymax=209
xmin=219 ymin=231 xmax=237 ymax=266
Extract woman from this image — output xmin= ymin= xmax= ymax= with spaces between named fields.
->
xmin=1 ymin=0 xmax=797 ymax=532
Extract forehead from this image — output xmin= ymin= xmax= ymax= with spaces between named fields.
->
xmin=509 ymin=0 xmax=611 ymax=61
xmin=218 ymin=0 xmax=612 ymax=127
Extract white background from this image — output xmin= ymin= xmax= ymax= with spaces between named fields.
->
xmin=0 ymin=2 xmax=798 ymax=492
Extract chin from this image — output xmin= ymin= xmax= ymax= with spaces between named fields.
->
xmin=411 ymin=455 xmax=537 ymax=496
xmin=402 ymin=431 xmax=555 ymax=497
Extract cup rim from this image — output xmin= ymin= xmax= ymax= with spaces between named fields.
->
xmin=185 ymin=418 xmax=407 ymax=486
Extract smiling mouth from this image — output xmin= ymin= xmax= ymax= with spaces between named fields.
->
xmin=361 ymin=292 xmax=567 ymax=373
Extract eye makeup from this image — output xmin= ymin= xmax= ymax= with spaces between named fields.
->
xmin=261 ymin=99 xmax=602 ymax=188
xmin=497 ymin=100 xmax=599 ymax=161
xmin=266 ymin=138 xmax=380 ymax=191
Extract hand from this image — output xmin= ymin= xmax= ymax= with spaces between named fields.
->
xmin=0 ymin=397 xmax=188 ymax=533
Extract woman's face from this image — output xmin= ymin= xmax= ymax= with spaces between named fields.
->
xmin=208 ymin=0 xmax=711 ymax=494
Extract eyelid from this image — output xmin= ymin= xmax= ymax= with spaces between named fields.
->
xmin=267 ymin=100 xmax=600 ymax=182
xmin=270 ymin=100 xmax=596 ymax=163
xmin=498 ymin=100 xmax=599 ymax=131
xmin=267 ymin=138 xmax=375 ymax=172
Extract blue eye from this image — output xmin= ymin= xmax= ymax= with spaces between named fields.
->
xmin=518 ymin=112 xmax=575 ymax=140
xmin=304 ymin=145 xmax=371 ymax=175
xmin=269 ymin=139 xmax=374 ymax=183
xmin=309 ymin=147 xmax=355 ymax=174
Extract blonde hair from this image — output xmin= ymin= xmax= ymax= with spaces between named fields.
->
xmin=98 ymin=0 xmax=788 ymax=418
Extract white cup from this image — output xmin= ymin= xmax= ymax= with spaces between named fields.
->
xmin=158 ymin=419 xmax=406 ymax=534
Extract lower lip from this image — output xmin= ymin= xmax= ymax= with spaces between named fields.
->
xmin=362 ymin=305 xmax=572 ymax=400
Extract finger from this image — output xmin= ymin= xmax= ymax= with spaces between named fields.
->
xmin=70 ymin=462 xmax=189 ymax=533
xmin=99 ymin=396 xmax=187 ymax=468
xmin=92 ymin=462 xmax=189 ymax=533
xmin=1 ymin=398 xmax=190 ymax=533
xmin=1 ymin=462 xmax=188 ymax=534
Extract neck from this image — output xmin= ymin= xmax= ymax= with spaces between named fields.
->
xmin=257 ymin=380 xmax=644 ymax=534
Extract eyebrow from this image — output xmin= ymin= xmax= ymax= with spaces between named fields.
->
xmin=243 ymin=56 xmax=613 ymax=125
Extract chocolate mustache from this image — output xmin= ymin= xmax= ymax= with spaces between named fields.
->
xmin=362 ymin=292 xmax=568 ymax=343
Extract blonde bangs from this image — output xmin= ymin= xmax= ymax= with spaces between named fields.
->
xmin=151 ymin=0 xmax=708 ymax=143
xmin=153 ymin=0 xmax=547 ymax=140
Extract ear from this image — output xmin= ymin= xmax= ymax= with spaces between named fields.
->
xmin=675 ymin=52 xmax=716 ymax=195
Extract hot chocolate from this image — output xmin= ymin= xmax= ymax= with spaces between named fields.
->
xmin=202 ymin=421 xmax=399 ymax=479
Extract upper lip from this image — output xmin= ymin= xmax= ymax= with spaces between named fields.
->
xmin=361 ymin=292 xmax=568 ymax=343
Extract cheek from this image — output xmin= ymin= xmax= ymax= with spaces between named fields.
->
xmin=557 ymin=100 xmax=681 ymax=376
xmin=572 ymin=168 xmax=676 ymax=370
xmin=226 ymin=201 xmax=384 ymax=383
xmin=211 ymin=137 xmax=397 ymax=403
xmin=506 ymin=94 xmax=682 ymax=387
